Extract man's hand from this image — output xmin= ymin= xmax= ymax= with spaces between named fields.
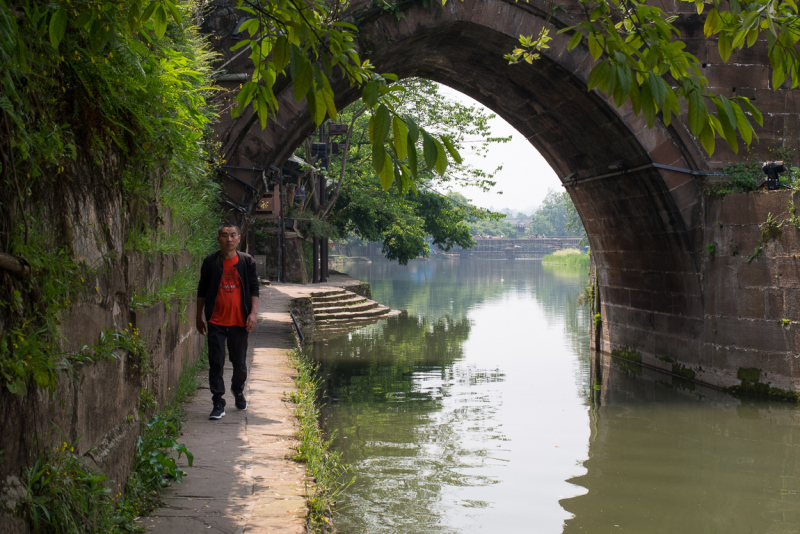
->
xmin=196 ymin=297 xmax=206 ymax=336
xmin=246 ymin=311 xmax=258 ymax=332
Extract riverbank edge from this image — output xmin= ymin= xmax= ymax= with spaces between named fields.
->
xmin=286 ymin=347 xmax=353 ymax=533
xmin=541 ymin=252 xmax=590 ymax=267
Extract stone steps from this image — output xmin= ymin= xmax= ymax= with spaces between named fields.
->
xmin=310 ymin=290 xmax=354 ymax=303
xmin=312 ymin=295 xmax=370 ymax=310
xmin=309 ymin=289 xmax=396 ymax=324
xmin=315 ymin=305 xmax=392 ymax=321
xmin=313 ymin=300 xmax=379 ymax=315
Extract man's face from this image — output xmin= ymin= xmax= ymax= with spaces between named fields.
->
xmin=217 ymin=226 xmax=240 ymax=253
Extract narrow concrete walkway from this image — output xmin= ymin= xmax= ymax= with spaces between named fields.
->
xmin=141 ymin=279 xmax=357 ymax=534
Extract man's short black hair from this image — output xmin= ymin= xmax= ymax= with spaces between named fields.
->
xmin=218 ymin=222 xmax=240 ymax=235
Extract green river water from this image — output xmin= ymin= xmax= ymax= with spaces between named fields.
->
xmin=305 ymin=258 xmax=800 ymax=533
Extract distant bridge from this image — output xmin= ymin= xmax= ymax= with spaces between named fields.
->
xmin=460 ymin=237 xmax=583 ymax=260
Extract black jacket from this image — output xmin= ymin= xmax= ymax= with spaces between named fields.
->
xmin=197 ymin=251 xmax=260 ymax=321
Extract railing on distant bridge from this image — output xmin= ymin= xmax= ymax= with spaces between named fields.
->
xmin=461 ymin=237 xmax=583 ymax=259
xmin=333 ymin=237 xmax=583 ymax=260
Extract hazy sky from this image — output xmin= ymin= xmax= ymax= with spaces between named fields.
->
xmin=436 ymin=84 xmax=562 ymax=214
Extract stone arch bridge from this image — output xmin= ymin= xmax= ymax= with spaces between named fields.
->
xmin=210 ymin=0 xmax=800 ymax=393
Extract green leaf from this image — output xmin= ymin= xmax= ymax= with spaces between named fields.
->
xmin=163 ymin=0 xmax=183 ymax=28
xmin=321 ymin=53 xmax=333 ymax=78
xmin=49 ymin=9 xmax=68 ymax=49
xmin=141 ymin=2 xmax=158 ymax=25
xmin=153 ymin=4 xmax=168 ymax=39
xmin=372 ymin=104 xmax=391 ymax=144
xmin=321 ymin=85 xmax=337 ymax=121
xmin=718 ymin=33 xmax=732 ymax=62
xmin=362 ymin=81 xmax=379 ymax=109
xmin=372 ymin=139 xmax=385 ymax=175
xmin=587 ymin=61 xmax=609 ymax=90
xmin=699 ymin=120 xmax=715 ymax=155
xmin=588 ymin=34 xmax=603 ymax=60
xmin=309 ymin=85 xmax=325 ymax=126
xmin=394 ymin=163 xmax=404 ymax=192
xmin=379 ymin=150 xmax=394 ymax=190
xmin=229 ymin=39 xmax=250 ymax=52
xmin=408 ymin=144 xmax=418 ymax=179
xmin=772 ymin=60 xmax=786 ymax=89
xmin=441 ymin=136 xmax=462 ymax=164
xmin=665 ymin=87 xmax=680 ymax=116
xmin=404 ymin=114 xmax=419 ymax=144
xmin=292 ymin=57 xmax=312 ymax=102
xmin=738 ymin=96 xmax=763 ymax=126
xmin=732 ymin=29 xmax=747 ymax=49
xmin=746 ymin=27 xmax=758 ymax=48
xmin=393 ymin=117 xmax=408 ymax=160
xmin=6 ymin=377 xmax=26 ymax=396
xmin=434 ymin=139 xmax=448 ymax=176
xmin=567 ymin=31 xmax=582 ymax=51
xmin=77 ymin=9 xmax=94 ymax=28
xmin=687 ymin=90 xmax=707 ymax=136
xmin=273 ymin=37 xmax=289 ymax=71
xmin=704 ymin=8 xmax=722 ymax=37
xmin=713 ymin=98 xmax=738 ymax=153
xmin=629 ymin=81 xmax=641 ymax=116
xmin=232 ymin=81 xmax=257 ymax=118
xmin=422 ymin=130 xmax=437 ymax=171
xmin=648 ymin=73 xmax=667 ymax=107
xmin=731 ymin=102 xmax=753 ymax=144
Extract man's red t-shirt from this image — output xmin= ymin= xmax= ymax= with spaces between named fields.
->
xmin=209 ymin=255 xmax=246 ymax=327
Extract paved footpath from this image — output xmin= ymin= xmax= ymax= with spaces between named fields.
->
xmin=140 ymin=280 xmax=356 ymax=534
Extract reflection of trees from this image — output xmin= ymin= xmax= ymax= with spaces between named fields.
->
xmin=312 ymin=313 xmax=471 ymax=406
xmin=312 ymin=313 xmax=494 ymax=534
xmin=316 ymin=259 xmax=593 ymax=532
xmin=562 ymin=356 xmax=800 ymax=534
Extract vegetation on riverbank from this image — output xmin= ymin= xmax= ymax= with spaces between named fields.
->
xmin=15 ymin=348 xmax=208 ymax=533
xmin=287 ymin=349 xmax=353 ymax=533
xmin=0 ymin=0 xmax=220 ymax=397
xmin=542 ymin=248 xmax=590 ymax=267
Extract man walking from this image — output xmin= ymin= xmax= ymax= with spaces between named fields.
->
xmin=196 ymin=223 xmax=260 ymax=419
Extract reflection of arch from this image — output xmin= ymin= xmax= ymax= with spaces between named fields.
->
xmin=212 ymin=0 xmax=795 ymax=387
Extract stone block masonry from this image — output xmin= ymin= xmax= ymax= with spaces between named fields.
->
xmin=699 ymin=190 xmax=800 ymax=390
xmin=593 ymin=190 xmax=800 ymax=393
xmin=0 ymin=248 xmax=204 ymax=531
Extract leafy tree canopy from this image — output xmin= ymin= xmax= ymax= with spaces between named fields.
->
xmin=295 ymin=79 xmax=506 ymax=264
xmin=507 ymin=0 xmax=798 ymax=155
xmin=528 ymin=190 xmax=587 ymax=239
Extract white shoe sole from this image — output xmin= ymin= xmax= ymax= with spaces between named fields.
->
xmin=209 ymin=411 xmax=226 ymax=419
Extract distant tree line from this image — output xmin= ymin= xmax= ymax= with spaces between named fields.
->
xmin=462 ymin=189 xmax=587 ymax=243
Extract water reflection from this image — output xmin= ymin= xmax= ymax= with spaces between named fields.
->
xmin=562 ymin=354 xmax=800 ymax=534
xmin=311 ymin=259 xmax=591 ymax=533
xmin=311 ymin=259 xmax=800 ymax=533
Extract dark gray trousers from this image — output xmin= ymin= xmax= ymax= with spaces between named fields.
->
xmin=207 ymin=322 xmax=248 ymax=406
